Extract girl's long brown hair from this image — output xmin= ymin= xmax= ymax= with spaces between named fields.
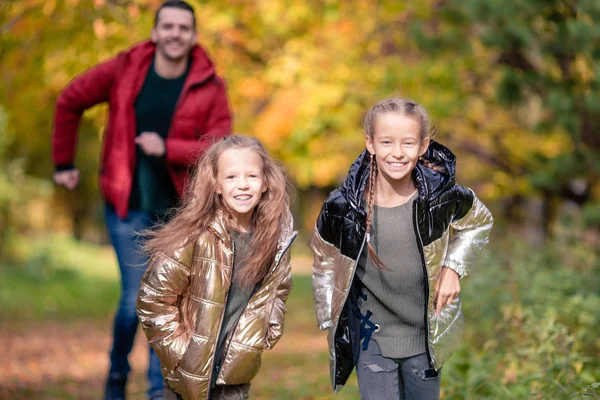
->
xmin=363 ymin=97 xmax=434 ymax=270
xmin=144 ymin=135 xmax=292 ymax=289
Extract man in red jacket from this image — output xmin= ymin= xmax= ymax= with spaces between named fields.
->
xmin=51 ymin=2 xmax=231 ymax=399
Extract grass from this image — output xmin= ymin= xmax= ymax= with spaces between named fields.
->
xmin=0 ymin=236 xmax=119 ymax=321
xmin=0 ymin=235 xmax=358 ymax=399
xmin=1 ymin=235 xmax=599 ymax=399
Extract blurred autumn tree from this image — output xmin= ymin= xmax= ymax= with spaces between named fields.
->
xmin=411 ymin=0 xmax=600 ymax=234
xmin=0 ymin=0 xmax=598 ymax=240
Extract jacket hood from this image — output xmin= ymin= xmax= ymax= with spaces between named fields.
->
xmin=130 ymin=40 xmax=217 ymax=85
xmin=340 ymin=140 xmax=457 ymax=208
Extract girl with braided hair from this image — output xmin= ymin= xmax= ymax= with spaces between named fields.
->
xmin=311 ymin=97 xmax=493 ymax=399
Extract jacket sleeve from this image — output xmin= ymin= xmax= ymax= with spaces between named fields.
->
xmin=51 ymin=56 xmax=119 ymax=168
xmin=444 ymin=187 xmax=494 ymax=278
xmin=311 ymin=199 xmax=339 ymax=330
xmin=264 ymin=251 xmax=293 ymax=350
xmin=136 ymin=246 xmax=193 ymax=372
xmin=165 ymin=77 xmax=232 ymax=167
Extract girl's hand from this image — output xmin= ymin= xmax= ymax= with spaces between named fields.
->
xmin=434 ymin=267 xmax=460 ymax=315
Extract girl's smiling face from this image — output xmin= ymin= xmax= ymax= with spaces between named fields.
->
xmin=366 ymin=113 xmax=430 ymax=187
xmin=216 ymin=148 xmax=266 ymax=232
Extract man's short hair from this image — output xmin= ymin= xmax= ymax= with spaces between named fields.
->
xmin=154 ymin=0 xmax=196 ymax=30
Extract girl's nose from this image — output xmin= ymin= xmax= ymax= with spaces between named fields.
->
xmin=392 ymin=144 xmax=404 ymax=158
xmin=238 ymin=178 xmax=249 ymax=189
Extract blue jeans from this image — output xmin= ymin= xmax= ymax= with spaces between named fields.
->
xmin=105 ymin=206 xmax=163 ymax=395
xmin=356 ymin=340 xmax=440 ymax=400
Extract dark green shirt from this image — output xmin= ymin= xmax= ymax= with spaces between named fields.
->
xmin=129 ymin=61 xmax=190 ymax=217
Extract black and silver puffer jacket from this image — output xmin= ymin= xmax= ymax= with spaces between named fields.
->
xmin=311 ymin=141 xmax=493 ymax=392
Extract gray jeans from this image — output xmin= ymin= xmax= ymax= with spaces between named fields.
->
xmin=164 ymin=382 xmax=250 ymax=400
xmin=356 ymin=340 xmax=440 ymax=400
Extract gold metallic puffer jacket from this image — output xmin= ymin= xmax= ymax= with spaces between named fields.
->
xmin=136 ymin=214 xmax=296 ymax=400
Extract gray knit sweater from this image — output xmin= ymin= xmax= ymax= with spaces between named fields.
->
xmin=357 ymin=195 xmax=427 ymax=358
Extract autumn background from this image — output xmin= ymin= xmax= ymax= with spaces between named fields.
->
xmin=1 ymin=0 xmax=599 ymax=399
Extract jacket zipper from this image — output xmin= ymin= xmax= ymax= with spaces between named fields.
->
xmin=413 ymin=199 xmax=434 ymax=369
xmin=214 ymin=233 xmax=297 ymax=384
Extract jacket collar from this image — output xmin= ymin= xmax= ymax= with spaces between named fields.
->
xmin=412 ymin=140 xmax=456 ymax=200
xmin=207 ymin=209 xmax=296 ymax=254
xmin=340 ymin=139 xmax=457 ymax=208
xmin=207 ymin=210 xmax=230 ymax=243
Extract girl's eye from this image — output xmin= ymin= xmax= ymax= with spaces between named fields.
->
xmin=226 ymin=175 xmax=235 ymax=179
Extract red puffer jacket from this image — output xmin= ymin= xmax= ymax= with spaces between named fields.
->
xmin=52 ymin=40 xmax=232 ymax=218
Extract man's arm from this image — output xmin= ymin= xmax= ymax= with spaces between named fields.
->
xmin=51 ymin=56 xmax=119 ymax=174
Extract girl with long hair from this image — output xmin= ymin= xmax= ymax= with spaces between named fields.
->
xmin=311 ymin=98 xmax=493 ymax=399
xmin=137 ymin=135 xmax=296 ymax=400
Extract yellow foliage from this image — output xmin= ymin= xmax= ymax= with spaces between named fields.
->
xmin=547 ymin=60 xmax=563 ymax=81
xmin=574 ymin=55 xmax=594 ymax=84
xmin=539 ymin=130 xmax=572 ymax=158
xmin=93 ymin=18 xmax=107 ymax=40
xmin=127 ymin=4 xmax=141 ymax=19
xmin=221 ymin=28 xmax=246 ymax=46
xmin=50 ymin=71 xmax=70 ymax=92
xmin=303 ymin=193 xmax=327 ymax=233
xmin=336 ymin=19 xmax=356 ymax=36
xmin=1 ymin=0 xmax=596 ymax=213
xmin=238 ymin=77 xmax=267 ymax=99
xmin=257 ymin=0 xmax=284 ymax=26
xmin=42 ymin=0 xmax=56 ymax=16
xmin=294 ymin=162 xmax=311 ymax=189
xmin=253 ymin=91 xmax=300 ymax=150
xmin=286 ymin=3 xmax=311 ymax=24
xmin=311 ymin=154 xmax=347 ymax=188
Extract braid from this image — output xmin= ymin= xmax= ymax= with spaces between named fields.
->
xmin=366 ymin=154 xmax=389 ymax=270
xmin=365 ymin=154 xmax=375 ymax=241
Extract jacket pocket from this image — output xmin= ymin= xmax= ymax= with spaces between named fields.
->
xmin=217 ymin=342 xmax=263 ymax=385
xmin=178 ymin=333 xmax=213 ymax=377
xmin=152 ymin=329 xmax=192 ymax=374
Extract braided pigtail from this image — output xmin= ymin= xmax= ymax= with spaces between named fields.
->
xmin=366 ymin=154 xmax=389 ymax=270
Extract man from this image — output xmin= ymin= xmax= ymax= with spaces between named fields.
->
xmin=51 ymin=1 xmax=231 ymax=399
